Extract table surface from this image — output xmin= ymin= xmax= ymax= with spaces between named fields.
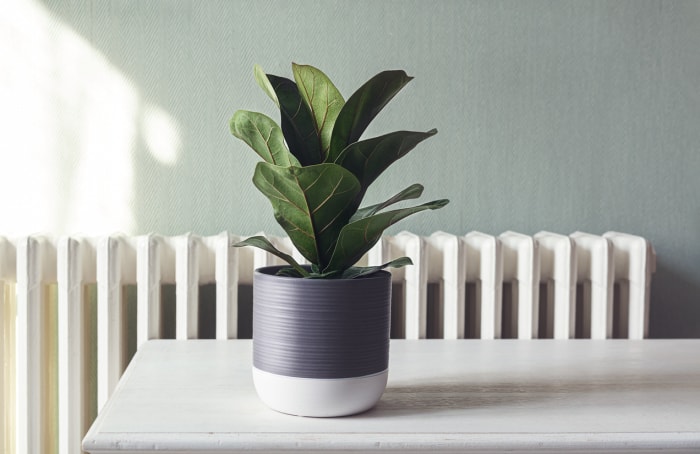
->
xmin=83 ymin=339 xmax=700 ymax=453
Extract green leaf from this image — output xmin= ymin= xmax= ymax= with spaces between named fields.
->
xmin=254 ymin=65 xmax=322 ymax=165
xmin=268 ymin=74 xmax=324 ymax=165
xmin=252 ymin=162 xmax=361 ymax=268
xmin=275 ymin=267 xmax=306 ymax=278
xmin=305 ymin=270 xmax=343 ymax=279
xmin=350 ymin=183 xmax=424 ymax=223
xmin=230 ymin=110 xmax=300 ymax=166
xmin=328 ymin=70 xmax=414 ymax=162
xmin=276 ymin=257 xmax=412 ymax=279
xmin=233 ymin=236 xmax=309 ymax=277
xmin=254 ymin=64 xmax=280 ymax=107
xmin=292 ymin=63 xmax=345 ymax=160
xmin=340 ymin=257 xmax=413 ymax=279
xmin=324 ymin=199 xmax=450 ymax=273
xmin=334 ymin=129 xmax=437 ymax=198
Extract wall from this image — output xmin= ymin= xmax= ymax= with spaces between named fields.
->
xmin=2 ymin=0 xmax=699 ymax=337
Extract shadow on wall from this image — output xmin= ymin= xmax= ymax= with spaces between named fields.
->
xmin=650 ymin=263 xmax=700 ymax=338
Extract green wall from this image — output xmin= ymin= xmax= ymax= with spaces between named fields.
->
xmin=40 ymin=0 xmax=700 ymax=337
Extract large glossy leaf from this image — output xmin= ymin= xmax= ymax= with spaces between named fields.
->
xmin=350 ymin=183 xmax=424 ymax=223
xmin=254 ymin=65 xmax=322 ymax=165
xmin=269 ymin=74 xmax=324 ymax=165
xmin=338 ymin=257 xmax=413 ymax=279
xmin=292 ymin=63 xmax=344 ymax=160
xmin=233 ymin=236 xmax=309 ymax=277
xmin=253 ymin=162 xmax=361 ymax=267
xmin=334 ymin=129 xmax=437 ymax=198
xmin=324 ymin=199 xmax=450 ymax=273
xmin=254 ymin=64 xmax=280 ymax=107
xmin=230 ymin=110 xmax=300 ymax=166
xmin=328 ymin=70 xmax=414 ymax=162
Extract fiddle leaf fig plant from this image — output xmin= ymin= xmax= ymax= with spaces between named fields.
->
xmin=231 ymin=63 xmax=449 ymax=278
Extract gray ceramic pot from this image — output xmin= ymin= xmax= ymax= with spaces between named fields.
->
xmin=252 ymin=265 xmax=391 ymax=417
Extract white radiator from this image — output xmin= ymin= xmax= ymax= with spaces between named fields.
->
xmin=0 ymin=230 xmax=655 ymax=454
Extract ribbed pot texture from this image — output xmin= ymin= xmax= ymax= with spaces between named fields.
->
xmin=253 ymin=266 xmax=392 ymax=379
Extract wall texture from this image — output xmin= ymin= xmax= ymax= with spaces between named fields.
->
xmin=3 ymin=0 xmax=699 ymax=337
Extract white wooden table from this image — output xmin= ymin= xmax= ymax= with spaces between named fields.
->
xmin=83 ymin=340 xmax=700 ymax=453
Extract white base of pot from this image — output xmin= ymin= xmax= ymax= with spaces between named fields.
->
xmin=252 ymin=367 xmax=388 ymax=417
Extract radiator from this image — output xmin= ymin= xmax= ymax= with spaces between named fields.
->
xmin=0 ymin=230 xmax=655 ymax=454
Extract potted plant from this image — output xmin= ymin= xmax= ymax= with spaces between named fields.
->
xmin=230 ymin=63 xmax=448 ymax=417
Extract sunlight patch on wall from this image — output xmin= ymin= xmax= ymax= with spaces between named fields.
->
xmin=142 ymin=105 xmax=181 ymax=167
xmin=0 ymin=0 xmax=179 ymax=236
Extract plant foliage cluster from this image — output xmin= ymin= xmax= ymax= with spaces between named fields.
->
xmin=231 ymin=63 xmax=448 ymax=278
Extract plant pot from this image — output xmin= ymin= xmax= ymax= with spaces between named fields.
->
xmin=252 ymin=265 xmax=391 ymax=417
